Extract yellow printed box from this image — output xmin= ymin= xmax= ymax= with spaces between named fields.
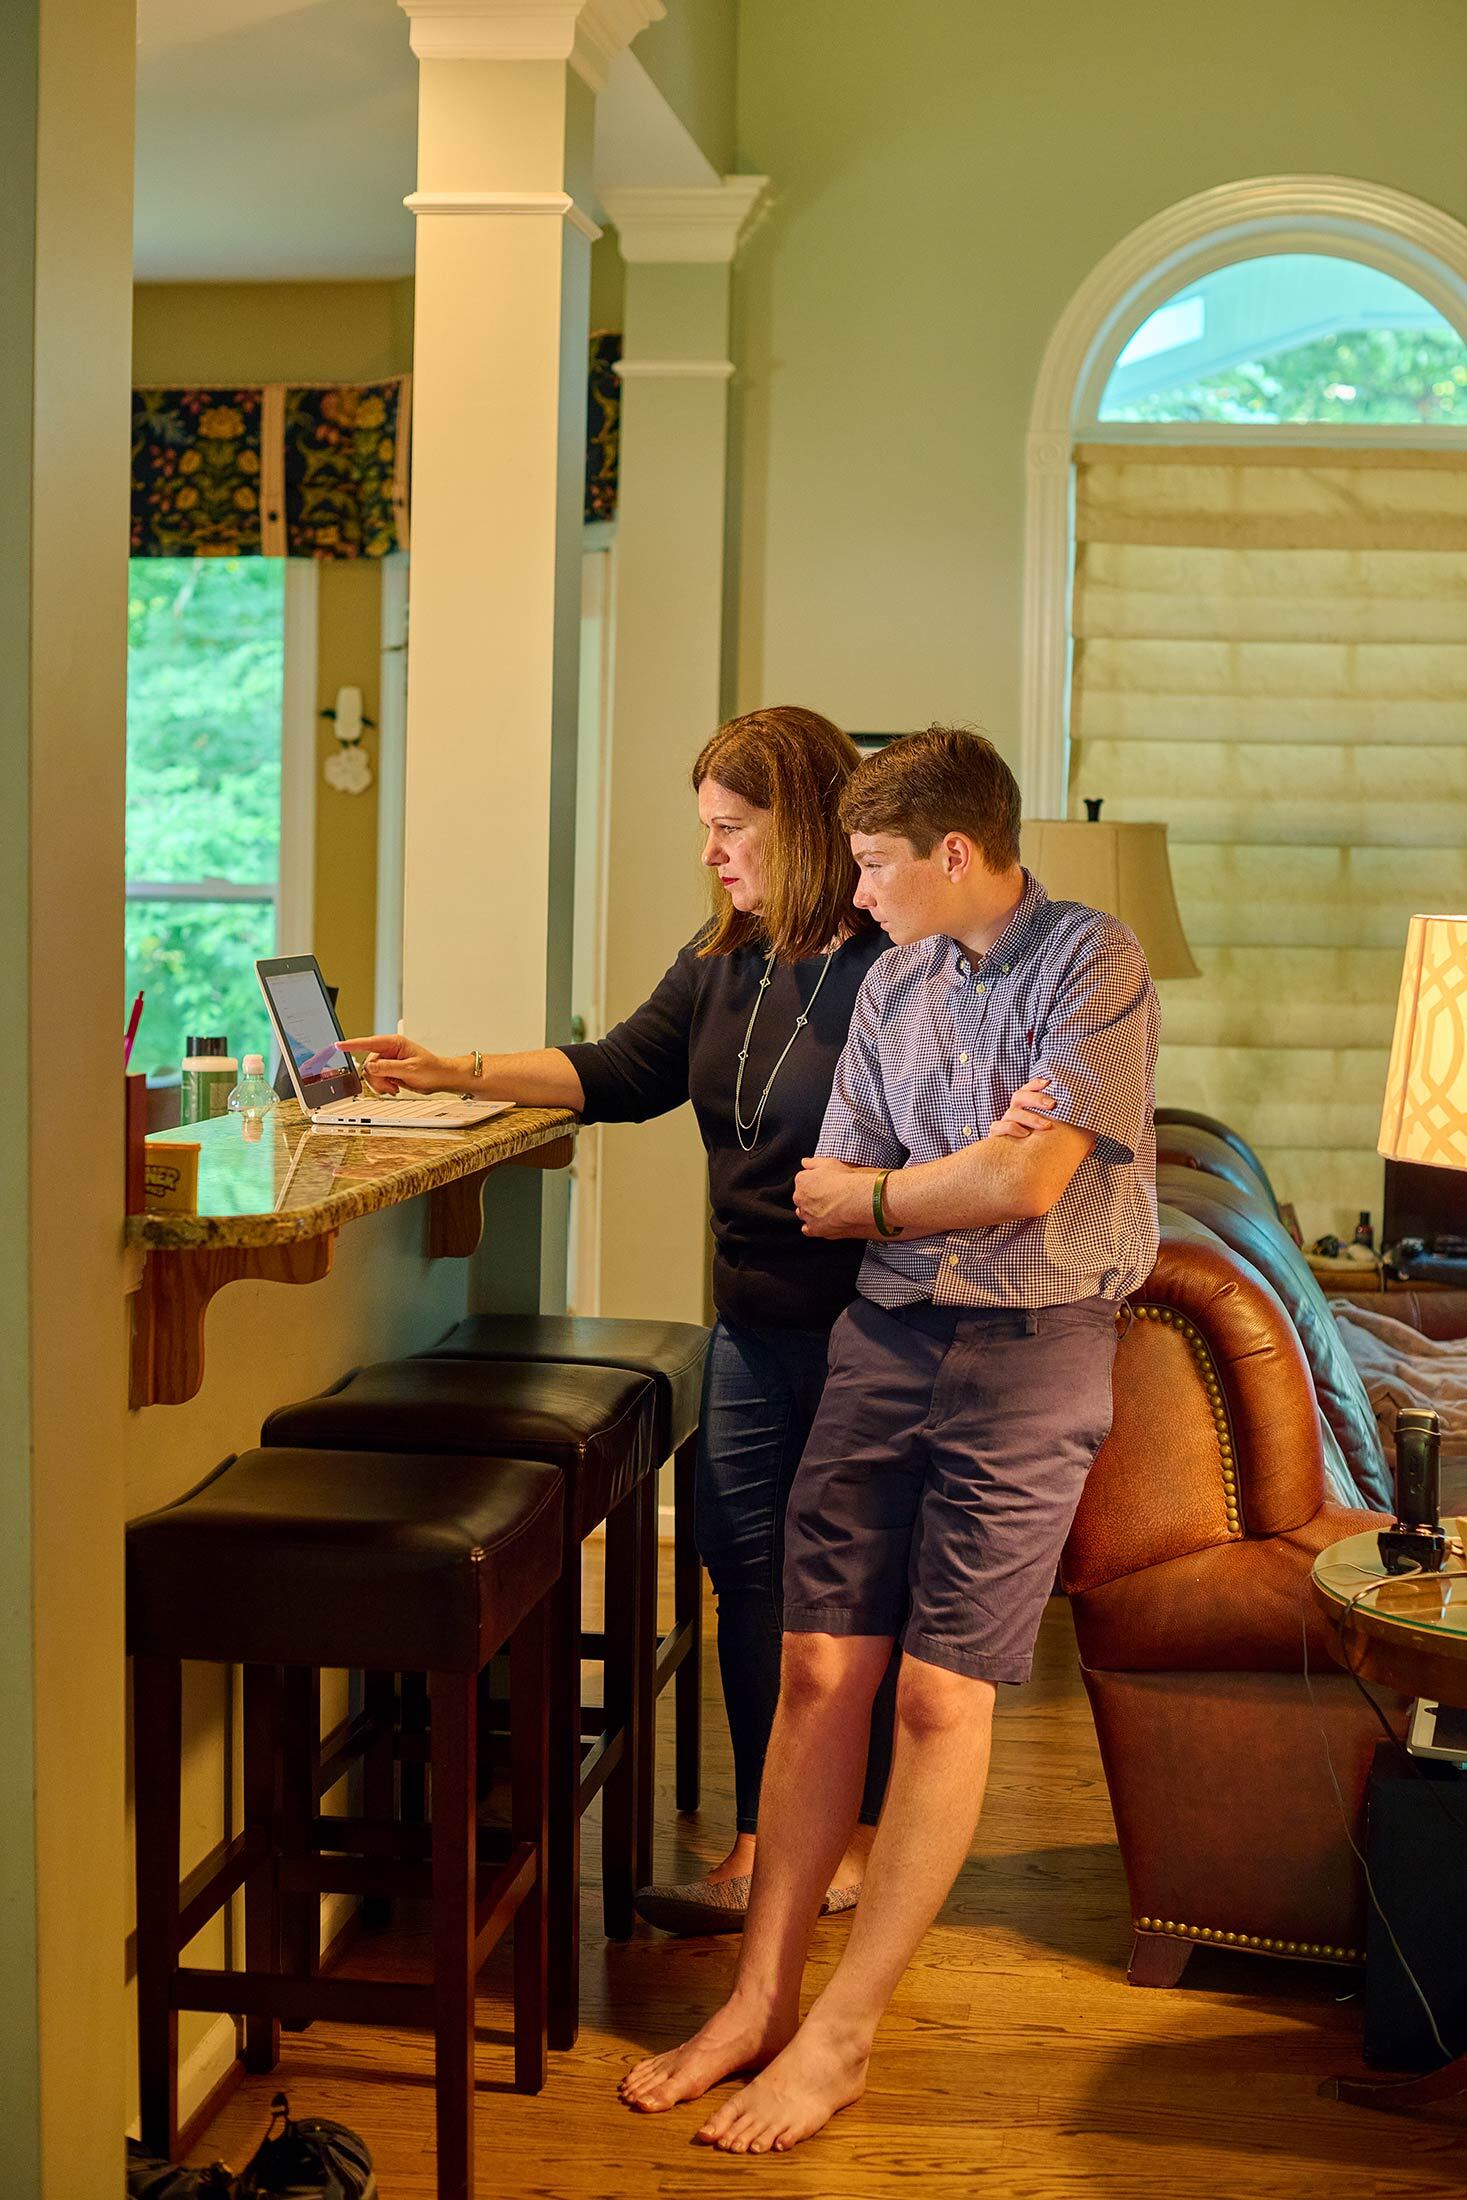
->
xmin=144 ymin=1142 xmax=200 ymax=1216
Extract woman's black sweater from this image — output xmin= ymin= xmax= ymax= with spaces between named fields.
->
xmin=561 ymin=930 xmax=888 ymax=1332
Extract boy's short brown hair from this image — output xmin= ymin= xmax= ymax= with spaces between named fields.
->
xmin=838 ymin=725 xmax=1022 ymax=872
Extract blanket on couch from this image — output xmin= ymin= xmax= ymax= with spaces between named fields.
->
xmin=1333 ymin=1300 xmax=1467 ymax=1512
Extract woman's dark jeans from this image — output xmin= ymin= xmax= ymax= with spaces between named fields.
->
xmin=695 ymin=1314 xmax=897 ymax=1837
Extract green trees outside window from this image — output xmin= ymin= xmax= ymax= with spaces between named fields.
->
xmin=1108 ymin=327 xmax=1467 ymax=426
xmin=125 ymin=558 xmax=284 ymax=1075
xmin=1099 ymin=254 xmax=1467 ymax=426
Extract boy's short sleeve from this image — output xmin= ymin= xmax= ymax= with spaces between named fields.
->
xmin=1032 ymin=924 xmax=1158 ymax=1165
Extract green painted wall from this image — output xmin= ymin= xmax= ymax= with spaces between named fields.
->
xmin=637 ymin=0 xmax=738 ymax=173
xmin=732 ymin=0 xmax=1467 ymax=754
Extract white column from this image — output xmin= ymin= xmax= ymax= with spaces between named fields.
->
xmin=396 ymin=0 xmax=660 ymax=1307
xmin=396 ymin=0 xmax=661 ymax=1054
xmin=2 ymin=0 xmax=133 ymax=2185
xmin=595 ymin=179 xmax=767 ymax=1322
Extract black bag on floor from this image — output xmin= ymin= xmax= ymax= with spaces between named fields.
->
xmin=126 ymin=2141 xmax=234 ymax=2199
xmin=236 ymin=2094 xmax=376 ymax=2200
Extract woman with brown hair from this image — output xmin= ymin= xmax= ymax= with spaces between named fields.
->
xmin=342 ymin=706 xmax=895 ymax=1928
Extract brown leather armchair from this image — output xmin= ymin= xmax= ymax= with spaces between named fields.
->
xmin=1157 ymin=1165 xmax=1393 ymax=1511
xmin=1063 ymin=1214 xmax=1397 ymax=1988
xmin=1154 ymin=1108 xmax=1281 ymax=1216
xmin=1153 ymin=1119 xmax=1279 ymax=1213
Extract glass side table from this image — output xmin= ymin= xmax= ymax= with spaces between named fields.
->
xmin=1312 ymin=1529 xmax=1467 ymax=1713
xmin=1311 ymin=1528 xmax=1467 ymax=2109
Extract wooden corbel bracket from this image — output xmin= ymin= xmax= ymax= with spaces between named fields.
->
xmin=130 ymin=1236 xmax=337 ymax=1409
xmin=426 ymin=1135 xmax=577 ymax=1260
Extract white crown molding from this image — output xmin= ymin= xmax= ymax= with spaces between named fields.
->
xmin=575 ymin=0 xmax=664 ymax=92
xmin=397 ymin=0 xmax=663 ymax=90
xmin=614 ymin=358 xmax=735 ymax=380
xmin=601 ymin=176 xmax=770 ymax=263
xmin=404 ymin=189 xmax=602 ymax=241
xmin=1019 ymin=174 xmax=1467 ymax=821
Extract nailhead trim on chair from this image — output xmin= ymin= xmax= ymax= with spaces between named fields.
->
xmin=1131 ymin=1303 xmax=1242 ymax=1535
xmin=1135 ymin=1914 xmax=1362 ymax=1962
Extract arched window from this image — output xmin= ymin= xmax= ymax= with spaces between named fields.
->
xmin=1025 ymin=186 xmax=1467 ymax=1241
xmin=1097 ymin=253 xmax=1467 ymax=426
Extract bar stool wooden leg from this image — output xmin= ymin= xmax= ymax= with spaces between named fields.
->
xmin=633 ymin=1475 xmax=658 ymax=1890
xmin=400 ymin=1669 xmax=429 ymax=1824
xmin=600 ymin=1493 xmax=639 ymax=1949
xmin=242 ymin=1662 xmax=282 ymax=2074
xmin=361 ymin=1668 xmax=396 ymax=1928
xmin=510 ymin=1598 xmax=550 ymax=2094
xmin=673 ymin=1431 xmax=702 ymax=1815
xmin=431 ymin=1669 xmax=479 ymax=2200
xmin=546 ymin=1557 xmax=584 ymax=2050
xmin=279 ymin=1665 xmax=321 ymax=2022
xmin=133 ymin=1651 xmax=183 ymax=2156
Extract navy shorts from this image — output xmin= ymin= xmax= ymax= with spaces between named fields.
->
xmin=782 ymin=1294 xmax=1119 ymax=1685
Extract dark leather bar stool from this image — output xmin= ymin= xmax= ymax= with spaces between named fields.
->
xmin=262 ymin=1356 xmax=658 ymax=2049
xmin=129 ymin=1448 xmax=562 ymax=2200
xmin=425 ymin=1315 xmax=710 ymax=1822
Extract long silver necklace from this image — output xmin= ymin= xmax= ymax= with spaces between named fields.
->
xmin=734 ymin=947 xmax=837 ymax=1152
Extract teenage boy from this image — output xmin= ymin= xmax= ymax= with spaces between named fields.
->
xmin=621 ymin=725 xmax=1159 ymax=2152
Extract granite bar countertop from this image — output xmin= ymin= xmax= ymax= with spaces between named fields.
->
xmin=128 ymin=1101 xmax=578 ymax=1252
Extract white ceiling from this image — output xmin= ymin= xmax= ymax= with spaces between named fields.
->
xmin=134 ymin=0 xmax=716 ymax=283
xmin=136 ymin=0 xmax=418 ymax=281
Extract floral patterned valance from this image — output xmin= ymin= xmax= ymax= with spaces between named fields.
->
xmin=585 ymin=330 xmax=622 ymax=523
xmin=131 ymin=334 xmax=624 ymax=560
xmin=131 ymin=379 xmax=411 ymax=559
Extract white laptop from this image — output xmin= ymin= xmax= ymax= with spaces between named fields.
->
xmin=256 ymin=955 xmax=511 ymax=1133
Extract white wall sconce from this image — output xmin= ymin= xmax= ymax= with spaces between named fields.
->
xmin=321 ymin=684 xmax=375 ymax=795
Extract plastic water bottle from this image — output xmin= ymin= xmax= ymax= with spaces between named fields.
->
xmin=228 ymin=1054 xmax=277 ymax=1141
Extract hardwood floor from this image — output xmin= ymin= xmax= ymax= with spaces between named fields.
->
xmin=189 ymin=1586 xmax=1465 ymax=2195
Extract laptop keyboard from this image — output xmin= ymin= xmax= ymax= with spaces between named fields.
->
xmin=317 ymin=1093 xmax=490 ymax=1123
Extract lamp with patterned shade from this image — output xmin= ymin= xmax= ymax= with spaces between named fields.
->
xmin=1019 ymin=818 xmax=1200 ymax=980
xmin=1377 ymin=914 xmax=1467 ymax=1173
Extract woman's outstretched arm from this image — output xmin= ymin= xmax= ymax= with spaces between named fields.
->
xmin=337 ymin=1033 xmax=587 ymax=1109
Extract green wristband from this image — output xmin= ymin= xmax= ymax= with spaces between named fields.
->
xmin=872 ymin=1168 xmax=904 ymax=1239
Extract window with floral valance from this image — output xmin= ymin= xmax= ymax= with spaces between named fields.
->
xmin=130 ymin=331 xmax=623 ymax=560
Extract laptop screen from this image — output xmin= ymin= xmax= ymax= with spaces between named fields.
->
xmin=256 ymin=957 xmax=362 ymax=1109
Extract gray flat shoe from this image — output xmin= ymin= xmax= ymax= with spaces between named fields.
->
xmin=633 ymin=1874 xmax=864 ymax=1935
xmin=633 ymin=1874 xmax=752 ymax=1934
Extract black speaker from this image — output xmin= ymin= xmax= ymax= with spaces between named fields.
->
xmin=1384 ymin=1157 xmax=1467 ymax=1257
xmin=1363 ymin=1742 xmax=1467 ymax=2070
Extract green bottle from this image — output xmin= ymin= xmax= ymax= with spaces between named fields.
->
xmin=180 ymin=1034 xmax=237 ymax=1125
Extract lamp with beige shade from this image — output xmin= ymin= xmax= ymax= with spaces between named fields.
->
xmin=1018 ymin=816 xmax=1200 ymax=981
xmin=1378 ymin=914 xmax=1467 ymax=1177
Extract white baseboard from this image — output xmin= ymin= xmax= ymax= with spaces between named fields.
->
xmin=176 ymin=2014 xmax=241 ymax=2135
xmin=321 ymin=1889 xmax=359 ymax=1956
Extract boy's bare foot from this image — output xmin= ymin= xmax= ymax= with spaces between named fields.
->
xmin=693 ymin=2020 xmax=869 ymax=2153
xmin=619 ymin=1994 xmax=796 ymax=2113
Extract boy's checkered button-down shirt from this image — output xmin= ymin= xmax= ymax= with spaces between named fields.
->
xmin=817 ymin=872 xmax=1160 ymax=1309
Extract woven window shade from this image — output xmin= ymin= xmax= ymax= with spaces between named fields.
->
xmin=1071 ymin=442 xmax=1467 ymax=1237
